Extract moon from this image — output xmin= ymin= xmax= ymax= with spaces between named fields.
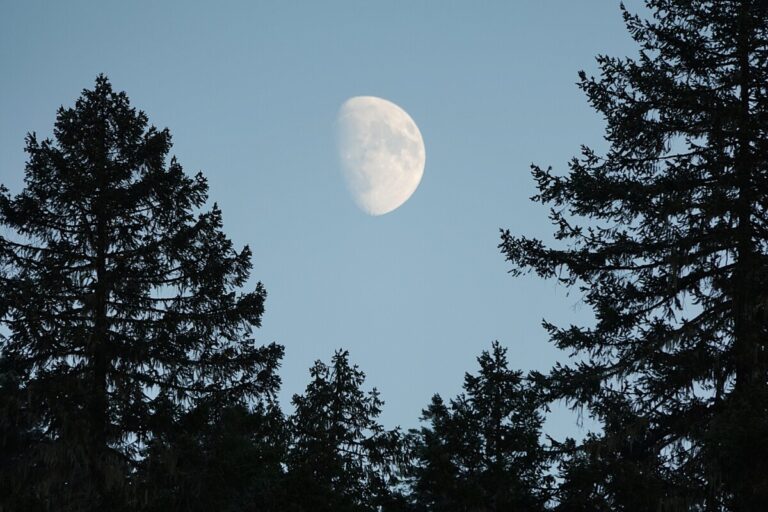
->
xmin=336 ymin=96 xmax=425 ymax=216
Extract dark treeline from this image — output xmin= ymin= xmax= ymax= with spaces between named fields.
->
xmin=2 ymin=1 xmax=768 ymax=510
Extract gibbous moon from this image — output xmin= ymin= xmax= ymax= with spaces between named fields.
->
xmin=336 ymin=96 xmax=425 ymax=216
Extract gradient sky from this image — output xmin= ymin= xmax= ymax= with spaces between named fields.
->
xmin=1 ymin=1 xmax=642 ymax=440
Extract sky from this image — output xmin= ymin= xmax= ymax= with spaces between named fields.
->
xmin=0 ymin=1 xmax=642 ymax=440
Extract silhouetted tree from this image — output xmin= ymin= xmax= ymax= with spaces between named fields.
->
xmin=408 ymin=342 xmax=552 ymax=512
xmin=136 ymin=400 xmax=288 ymax=512
xmin=285 ymin=350 xmax=409 ymax=512
xmin=501 ymin=1 xmax=768 ymax=509
xmin=0 ymin=76 xmax=283 ymax=510
xmin=550 ymin=436 xmax=611 ymax=512
xmin=0 ymin=356 xmax=46 ymax=512
xmin=553 ymin=393 xmax=689 ymax=512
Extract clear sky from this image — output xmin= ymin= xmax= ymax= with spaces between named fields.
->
xmin=0 ymin=1 xmax=642 ymax=440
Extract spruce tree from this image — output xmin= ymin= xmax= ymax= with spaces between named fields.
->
xmin=0 ymin=356 xmax=46 ymax=512
xmin=409 ymin=342 xmax=552 ymax=512
xmin=0 ymin=76 xmax=283 ymax=510
xmin=553 ymin=394 xmax=682 ymax=512
xmin=137 ymin=400 xmax=288 ymax=512
xmin=500 ymin=1 xmax=768 ymax=509
xmin=285 ymin=350 xmax=408 ymax=512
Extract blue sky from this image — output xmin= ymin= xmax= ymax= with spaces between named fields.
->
xmin=1 ymin=1 xmax=641 ymax=439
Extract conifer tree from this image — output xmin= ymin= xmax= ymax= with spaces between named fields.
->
xmin=553 ymin=394 xmax=684 ymax=512
xmin=501 ymin=1 xmax=768 ymax=509
xmin=137 ymin=399 xmax=288 ymax=512
xmin=0 ymin=76 xmax=283 ymax=510
xmin=409 ymin=342 xmax=552 ymax=512
xmin=285 ymin=350 xmax=408 ymax=512
xmin=0 ymin=356 xmax=46 ymax=512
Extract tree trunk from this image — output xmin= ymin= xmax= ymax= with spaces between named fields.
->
xmin=89 ymin=127 xmax=111 ymax=507
xmin=729 ymin=3 xmax=767 ymax=509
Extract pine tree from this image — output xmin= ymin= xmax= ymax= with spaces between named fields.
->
xmin=136 ymin=399 xmax=288 ymax=512
xmin=285 ymin=350 xmax=408 ymax=512
xmin=409 ymin=342 xmax=552 ymax=512
xmin=0 ymin=76 xmax=283 ymax=510
xmin=500 ymin=1 xmax=768 ymax=509
xmin=550 ymin=436 xmax=611 ymax=512
xmin=553 ymin=394 xmax=685 ymax=512
xmin=0 ymin=356 xmax=46 ymax=512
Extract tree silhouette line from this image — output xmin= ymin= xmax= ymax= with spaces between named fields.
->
xmin=2 ymin=1 xmax=767 ymax=511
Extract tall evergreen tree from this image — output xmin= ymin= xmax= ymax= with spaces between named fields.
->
xmin=285 ymin=350 xmax=408 ymax=512
xmin=0 ymin=76 xmax=283 ymax=510
xmin=136 ymin=399 xmax=288 ymax=512
xmin=501 ymin=1 xmax=768 ymax=509
xmin=552 ymin=393 xmax=684 ymax=512
xmin=0 ymin=355 xmax=46 ymax=512
xmin=409 ymin=342 xmax=552 ymax=512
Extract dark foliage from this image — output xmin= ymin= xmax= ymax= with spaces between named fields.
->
xmin=553 ymin=394 xmax=688 ymax=512
xmin=136 ymin=400 xmax=288 ymax=512
xmin=408 ymin=342 xmax=552 ymax=512
xmin=0 ymin=76 xmax=283 ymax=511
xmin=0 ymin=356 xmax=46 ymax=512
xmin=285 ymin=350 xmax=409 ymax=512
xmin=500 ymin=1 xmax=768 ymax=510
